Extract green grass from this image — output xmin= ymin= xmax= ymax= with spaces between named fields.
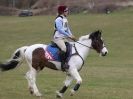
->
xmin=0 ymin=9 xmax=133 ymax=99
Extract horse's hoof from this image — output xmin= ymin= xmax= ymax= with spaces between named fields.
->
xmin=34 ymin=92 xmax=42 ymax=97
xmin=56 ymin=91 xmax=63 ymax=98
xmin=70 ymin=89 xmax=75 ymax=96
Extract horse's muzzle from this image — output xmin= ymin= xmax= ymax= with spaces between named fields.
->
xmin=101 ymin=51 xmax=107 ymax=56
xmin=101 ymin=47 xmax=108 ymax=56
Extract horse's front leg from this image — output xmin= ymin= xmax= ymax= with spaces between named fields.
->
xmin=56 ymin=74 xmax=73 ymax=98
xmin=69 ymin=69 xmax=82 ymax=96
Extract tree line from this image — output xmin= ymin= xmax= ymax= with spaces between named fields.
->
xmin=0 ymin=0 xmax=37 ymax=9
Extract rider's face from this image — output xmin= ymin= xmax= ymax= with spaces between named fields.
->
xmin=64 ymin=9 xmax=69 ymax=17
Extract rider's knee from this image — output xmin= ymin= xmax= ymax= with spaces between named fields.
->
xmin=61 ymin=47 xmax=66 ymax=52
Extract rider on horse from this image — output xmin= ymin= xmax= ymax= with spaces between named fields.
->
xmin=52 ymin=5 xmax=77 ymax=71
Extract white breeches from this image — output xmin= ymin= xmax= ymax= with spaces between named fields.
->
xmin=53 ymin=38 xmax=67 ymax=52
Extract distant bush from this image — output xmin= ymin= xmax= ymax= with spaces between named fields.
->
xmin=90 ymin=4 xmax=118 ymax=13
xmin=0 ymin=6 xmax=18 ymax=15
xmin=31 ymin=0 xmax=133 ymax=15
xmin=0 ymin=0 xmax=133 ymax=15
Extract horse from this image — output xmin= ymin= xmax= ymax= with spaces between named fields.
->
xmin=0 ymin=30 xmax=108 ymax=98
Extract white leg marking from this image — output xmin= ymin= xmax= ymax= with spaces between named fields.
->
xmin=56 ymin=91 xmax=63 ymax=98
xmin=25 ymin=68 xmax=42 ymax=97
xmin=69 ymin=69 xmax=82 ymax=96
xmin=70 ymin=69 xmax=82 ymax=84
xmin=64 ymin=75 xmax=73 ymax=87
xmin=25 ymin=71 xmax=34 ymax=94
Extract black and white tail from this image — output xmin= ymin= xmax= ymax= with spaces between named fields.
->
xmin=0 ymin=46 xmax=28 ymax=71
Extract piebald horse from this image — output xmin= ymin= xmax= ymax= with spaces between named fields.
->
xmin=0 ymin=30 xmax=108 ymax=98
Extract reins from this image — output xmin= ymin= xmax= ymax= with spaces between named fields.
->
xmin=75 ymin=41 xmax=92 ymax=49
xmin=68 ymin=37 xmax=92 ymax=49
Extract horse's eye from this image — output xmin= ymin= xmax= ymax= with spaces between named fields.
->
xmin=95 ymin=39 xmax=99 ymax=42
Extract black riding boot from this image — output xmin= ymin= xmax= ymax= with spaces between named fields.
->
xmin=60 ymin=51 xmax=69 ymax=71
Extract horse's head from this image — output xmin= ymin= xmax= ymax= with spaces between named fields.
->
xmin=89 ymin=30 xmax=108 ymax=56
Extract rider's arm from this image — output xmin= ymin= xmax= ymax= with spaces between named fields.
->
xmin=55 ymin=18 xmax=71 ymax=37
xmin=67 ymin=26 xmax=72 ymax=36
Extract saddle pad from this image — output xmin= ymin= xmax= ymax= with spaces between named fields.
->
xmin=45 ymin=44 xmax=61 ymax=61
xmin=45 ymin=43 xmax=72 ymax=62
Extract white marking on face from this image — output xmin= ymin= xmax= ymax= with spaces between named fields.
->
xmin=100 ymin=45 xmax=108 ymax=56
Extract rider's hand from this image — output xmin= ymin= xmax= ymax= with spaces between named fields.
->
xmin=70 ymin=35 xmax=77 ymax=41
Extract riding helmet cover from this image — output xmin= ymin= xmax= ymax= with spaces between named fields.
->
xmin=58 ymin=5 xmax=68 ymax=14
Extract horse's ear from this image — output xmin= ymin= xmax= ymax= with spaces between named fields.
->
xmin=89 ymin=32 xmax=95 ymax=39
xmin=95 ymin=30 xmax=102 ymax=37
xmin=89 ymin=30 xmax=102 ymax=39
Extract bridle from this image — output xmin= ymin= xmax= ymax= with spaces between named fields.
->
xmin=68 ymin=38 xmax=105 ymax=70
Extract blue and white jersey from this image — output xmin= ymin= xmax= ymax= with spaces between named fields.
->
xmin=53 ymin=15 xmax=72 ymax=39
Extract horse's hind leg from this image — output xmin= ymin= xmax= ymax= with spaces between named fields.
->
xmin=56 ymin=74 xmax=73 ymax=98
xmin=25 ymin=70 xmax=34 ymax=94
xmin=25 ymin=68 xmax=42 ymax=97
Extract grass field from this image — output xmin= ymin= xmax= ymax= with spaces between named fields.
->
xmin=0 ymin=8 xmax=133 ymax=99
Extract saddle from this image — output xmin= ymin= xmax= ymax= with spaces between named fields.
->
xmin=45 ymin=42 xmax=72 ymax=62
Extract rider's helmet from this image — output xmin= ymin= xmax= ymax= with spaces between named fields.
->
xmin=58 ymin=5 xmax=68 ymax=15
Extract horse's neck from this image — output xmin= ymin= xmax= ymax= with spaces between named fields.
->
xmin=73 ymin=39 xmax=91 ymax=60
